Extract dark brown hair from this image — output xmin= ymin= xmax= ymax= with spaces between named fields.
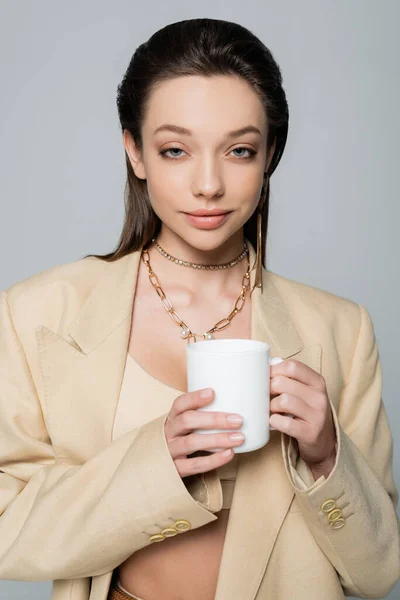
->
xmin=84 ymin=18 xmax=289 ymax=264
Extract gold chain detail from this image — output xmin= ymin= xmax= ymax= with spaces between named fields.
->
xmin=151 ymin=238 xmax=248 ymax=269
xmin=141 ymin=244 xmax=251 ymax=344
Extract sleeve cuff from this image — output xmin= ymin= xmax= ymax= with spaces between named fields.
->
xmin=160 ymin=414 xmax=223 ymax=514
xmin=282 ymin=395 xmax=341 ymax=492
xmin=183 ymin=469 xmax=223 ymax=513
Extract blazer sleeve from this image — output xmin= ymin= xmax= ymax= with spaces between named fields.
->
xmin=281 ymin=303 xmax=400 ymax=598
xmin=0 ymin=291 xmax=222 ymax=582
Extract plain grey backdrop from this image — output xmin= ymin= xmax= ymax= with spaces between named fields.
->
xmin=0 ymin=1 xmax=399 ymax=599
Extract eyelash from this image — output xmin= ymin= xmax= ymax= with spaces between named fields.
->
xmin=159 ymin=147 xmax=257 ymax=160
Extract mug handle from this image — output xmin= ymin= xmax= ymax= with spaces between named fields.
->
xmin=268 ymin=357 xmax=294 ymax=431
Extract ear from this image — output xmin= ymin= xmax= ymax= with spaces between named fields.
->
xmin=265 ymin=137 xmax=277 ymax=173
xmin=123 ymin=129 xmax=147 ymax=180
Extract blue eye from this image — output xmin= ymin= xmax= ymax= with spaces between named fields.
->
xmin=160 ymin=148 xmax=186 ymax=159
xmin=159 ymin=146 xmax=257 ymax=160
xmin=231 ymin=147 xmax=257 ymax=159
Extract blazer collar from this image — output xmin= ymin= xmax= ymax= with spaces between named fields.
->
xmin=67 ymin=241 xmax=304 ymax=361
xmin=67 ymin=251 xmax=140 ymax=355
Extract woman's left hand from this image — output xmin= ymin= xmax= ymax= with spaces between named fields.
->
xmin=269 ymin=359 xmax=337 ymax=476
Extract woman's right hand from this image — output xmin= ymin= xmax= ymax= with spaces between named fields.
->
xmin=164 ymin=387 xmax=245 ymax=478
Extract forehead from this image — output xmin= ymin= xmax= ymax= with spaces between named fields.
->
xmin=143 ymin=75 xmax=267 ymax=137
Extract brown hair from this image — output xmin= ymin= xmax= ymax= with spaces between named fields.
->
xmin=84 ymin=18 xmax=289 ymax=264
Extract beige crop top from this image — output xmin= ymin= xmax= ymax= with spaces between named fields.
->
xmin=112 ymin=352 xmax=238 ymax=509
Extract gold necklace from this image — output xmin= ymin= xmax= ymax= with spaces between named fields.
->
xmin=141 ymin=244 xmax=251 ymax=344
xmin=151 ymin=238 xmax=248 ymax=269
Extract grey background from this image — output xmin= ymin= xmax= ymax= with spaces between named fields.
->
xmin=0 ymin=0 xmax=399 ymax=598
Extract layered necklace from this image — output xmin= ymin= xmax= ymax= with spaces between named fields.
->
xmin=141 ymin=238 xmax=251 ymax=344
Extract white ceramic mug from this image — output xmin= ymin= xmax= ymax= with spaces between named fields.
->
xmin=186 ymin=339 xmax=288 ymax=453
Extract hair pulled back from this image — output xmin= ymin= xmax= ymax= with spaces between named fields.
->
xmin=86 ymin=18 xmax=289 ymax=263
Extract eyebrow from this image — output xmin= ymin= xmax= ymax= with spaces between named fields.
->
xmin=153 ymin=124 xmax=262 ymax=139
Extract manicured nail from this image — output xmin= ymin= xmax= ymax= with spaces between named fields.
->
xmin=200 ymin=388 xmax=213 ymax=398
xmin=229 ymin=433 xmax=245 ymax=441
xmin=222 ymin=449 xmax=233 ymax=456
xmin=226 ymin=414 xmax=243 ymax=424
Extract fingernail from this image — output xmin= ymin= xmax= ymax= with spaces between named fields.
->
xmin=229 ymin=433 xmax=245 ymax=441
xmin=226 ymin=414 xmax=243 ymax=424
xmin=222 ymin=449 xmax=233 ymax=456
xmin=200 ymin=388 xmax=213 ymax=398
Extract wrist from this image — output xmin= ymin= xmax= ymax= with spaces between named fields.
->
xmin=309 ymin=452 xmax=336 ymax=481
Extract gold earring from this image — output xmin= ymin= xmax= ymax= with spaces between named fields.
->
xmin=253 ymin=173 xmax=268 ymax=293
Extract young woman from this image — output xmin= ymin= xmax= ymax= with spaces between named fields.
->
xmin=0 ymin=17 xmax=398 ymax=600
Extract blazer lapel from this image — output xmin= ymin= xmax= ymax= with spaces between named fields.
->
xmin=35 ymin=250 xmax=142 ymax=462
xmin=213 ymin=243 xmax=322 ymax=600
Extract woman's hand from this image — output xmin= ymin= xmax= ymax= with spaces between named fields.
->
xmin=164 ymin=388 xmax=245 ymax=479
xmin=269 ymin=359 xmax=337 ymax=478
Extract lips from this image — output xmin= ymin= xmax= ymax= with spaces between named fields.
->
xmin=183 ymin=211 xmax=232 ymax=230
xmin=185 ymin=209 xmax=231 ymax=217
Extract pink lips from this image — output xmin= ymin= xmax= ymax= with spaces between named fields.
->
xmin=183 ymin=212 xmax=232 ymax=229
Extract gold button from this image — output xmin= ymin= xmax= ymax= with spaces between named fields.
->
xmin=321 ymin=499 xmax=336 ymax=513
xmin=330 ymin=518 xmax=345 ymax=530
xmin=162 ymin=527 xmax=178 ymax=538
xmin=174 ymin=519 xmax=191 ymax=532
xmin=149 ymin=533 xmax=165 ymax=543
xmin=327 ymin=508 xmax=342 ymax=523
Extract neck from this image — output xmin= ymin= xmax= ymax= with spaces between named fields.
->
xmin=145 ymin=230 xmax=250 ymax=299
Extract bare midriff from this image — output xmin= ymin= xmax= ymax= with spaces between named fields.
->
xmin=117 ymin=508 xmax=230 ymax=600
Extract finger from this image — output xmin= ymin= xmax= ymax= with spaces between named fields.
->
xmin=269 ymin=413 xmax=308 ymax=439
xmin=176 ymin=448 xmax=234 ymax=478
xmin=270 ymin=359 xmax=324 ymax=389
xmin=270 ymin=374 xmax=324 ymax=409
xmin=168 ymin=430 xmax=245 ymax=460
xmin=270 ymin=393 xmax=314 ymax=424
xmin=167 ymin=409 xmax=244 ymax=438
xmin=168 ymin=388 xmax=214 ymax=422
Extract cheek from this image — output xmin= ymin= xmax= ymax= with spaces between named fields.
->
xmin=146 ymin=188 xmax=188 ymax=233
xmin=239 ymin=193 xmax=261 ymax=223
xmin=146 ymin=171 xmax=184 ymax=214
xmin=147 ymin=162 xmax=188 ymax=205
xmin=230 ymin=170 xmax=262 ymax=206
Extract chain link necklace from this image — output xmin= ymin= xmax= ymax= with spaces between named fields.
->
xmin=141 ymin=241 xmax=251 ymax=344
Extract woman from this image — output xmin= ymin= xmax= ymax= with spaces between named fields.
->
xmin=0 ymin=17 xmax=398 ymax=600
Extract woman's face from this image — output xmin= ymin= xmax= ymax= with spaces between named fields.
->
xmin=124 ymin=74 xmax=275 ymax=252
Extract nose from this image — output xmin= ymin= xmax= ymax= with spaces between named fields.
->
xmin=192 ymin=156 xmax=224 ymax=200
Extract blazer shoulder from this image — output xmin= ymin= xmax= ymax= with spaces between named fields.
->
xmin=266 ymin=269 xmax=363 ymax=332
xmin=3 ymin=256 xmax=111 ymax=329
xmin=5 ymin=256 xmax=106 ymax=301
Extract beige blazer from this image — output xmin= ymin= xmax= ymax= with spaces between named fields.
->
xmin=0 ymin=243 xmax=399 ymax=600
